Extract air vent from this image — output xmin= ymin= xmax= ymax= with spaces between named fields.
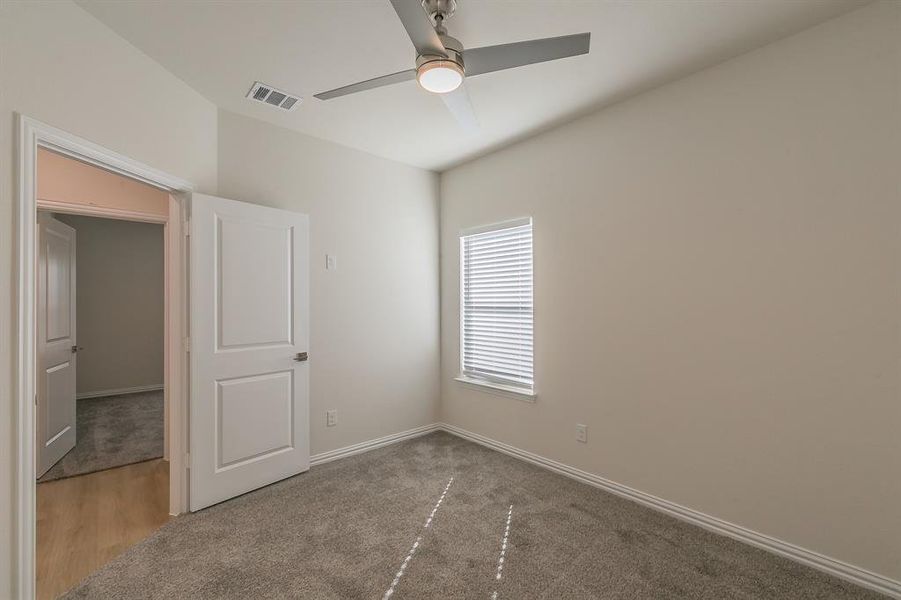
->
xmin=246 ymin=81 xmax=302 ymax=111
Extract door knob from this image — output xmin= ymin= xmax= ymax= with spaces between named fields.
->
xmin=294 ymin=352 xmax=308 ymax=362
xmin=71 ymin=346 xmax=83 ymax=353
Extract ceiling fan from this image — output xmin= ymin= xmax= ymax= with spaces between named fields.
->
xmin=313 ymin=0 xmax=590 ymax=130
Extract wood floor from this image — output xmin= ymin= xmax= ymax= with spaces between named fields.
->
xmin=36 ymin=459 xmax=169 ymax=600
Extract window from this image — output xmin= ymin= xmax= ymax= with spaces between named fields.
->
xmin=459 ymin=218 xmax=534 ymax=396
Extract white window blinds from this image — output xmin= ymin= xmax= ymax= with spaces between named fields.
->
xmin=460 ymin=219 xmax=533 ymax=391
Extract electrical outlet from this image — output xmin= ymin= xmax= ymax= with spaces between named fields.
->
xmin=326 ymin=410 xmax=338 ymax=427
xmin=326 ymin=254 xmax=337 ymax=270
xmin=576 ymin=424 xmax=587 ymax=443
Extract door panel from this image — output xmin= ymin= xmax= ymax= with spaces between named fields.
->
xmin=217 ymin=216 xmax=293 ymax=349
xmin=190 ymin=194 xmax=309 ymax=511
xmin=45 ymin=229 xmax=73 ymax=341
xmin=37 ymin=214 xmax=78 ymax=477
xmin=216 ymin=370 xmax=294 ymax=468
xmin=45 ymin=361 xmax=74 ymax=438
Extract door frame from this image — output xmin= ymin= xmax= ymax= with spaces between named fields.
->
xmin=14 ymin=114 xmax=193 ymax=599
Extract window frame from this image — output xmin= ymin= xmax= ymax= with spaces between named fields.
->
xmin=457 ymin=217 xmax=536 ymax=400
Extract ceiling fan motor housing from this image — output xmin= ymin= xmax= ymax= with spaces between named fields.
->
xmin=417 ymin=34 xmax=464 ymax=73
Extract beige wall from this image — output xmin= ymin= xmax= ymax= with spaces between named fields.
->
xmin=55 ymin=214 xmax=164 ymax=396
xmin=440 ymin=0 xmax=901 ymax=583
xmin=0 ymin=0 xmax=218 ymax=594
xmin=217 ymin=110 xmax=441 ymax=458
xmin=3 ymin=0 xmax=899 ymax=594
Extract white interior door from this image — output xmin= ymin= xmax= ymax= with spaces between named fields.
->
xmin=36 ymin=213 xmax=78 ymax=478
xmin=189 ymin=194 xmax=310 ymax=511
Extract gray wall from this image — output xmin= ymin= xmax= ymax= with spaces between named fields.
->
xmin=56 ymin=214 xmax=165 ymax=396
xmin=440 ymin=1 xmax=900 ymax=582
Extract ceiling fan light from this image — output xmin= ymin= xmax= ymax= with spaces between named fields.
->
xmin=417 ymin=60 xmax=464 ymax=94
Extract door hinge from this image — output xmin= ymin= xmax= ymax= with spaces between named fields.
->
xmin=183 ymin=219 xmax=191 ymax=237
xmin=183 ymin=337 xmax=191 ymax=351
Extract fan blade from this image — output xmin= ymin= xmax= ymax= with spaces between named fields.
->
xmin=390 ymin=0 xmax=447 ymax=58
xmin=314 ymin=69 xmax=417 ymax=100
xmin=464 ymin=33 xmax=590 ymax=77
xmin=440 ymin=85 xmax=479 ymax=132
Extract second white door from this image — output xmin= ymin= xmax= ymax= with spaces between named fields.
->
xmin=36 ymin=214 xmax=78 ymax=477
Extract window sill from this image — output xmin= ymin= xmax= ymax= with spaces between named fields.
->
xmin=454 ymin=376 xmax=536 ymax=402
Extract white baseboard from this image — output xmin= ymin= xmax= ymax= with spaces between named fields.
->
xmin=438 ymin=422 xmax=900 ymax=599
xmin=310 ymin=423 xmax=441 ymax=467
xmin=76 ymin=383 xmax=164 ymax=400
xmin=302 ymin=421 xmax=899 ymax=598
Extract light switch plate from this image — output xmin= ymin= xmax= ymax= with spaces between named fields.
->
xmin=576 ymin=424 xmax=587 ymax=443
xmin=327 ymin=410 xmax=338 ymax=427
xmin=326 ymin=254 xmax=337 ymax=270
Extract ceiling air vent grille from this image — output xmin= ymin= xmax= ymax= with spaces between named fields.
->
xmin=246 ymin=81 xmax=301 ymax=111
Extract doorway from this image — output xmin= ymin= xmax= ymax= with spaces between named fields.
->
xmin=14 ymin=116 xmax=191 ymax=600
xmin=34 ymin=156 xmax=173 ymax=598
xmin=16 ymin=116 xmax=310 ymax=599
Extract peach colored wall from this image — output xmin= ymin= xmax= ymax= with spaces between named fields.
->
xmin=37 ymin=147 xmax=169 ymax=217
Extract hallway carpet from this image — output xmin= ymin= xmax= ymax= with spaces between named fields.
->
xmin=63 ymin=432 xmax=884 ymax=599
xmin=38 ymin=390 xmax=164 ymax=483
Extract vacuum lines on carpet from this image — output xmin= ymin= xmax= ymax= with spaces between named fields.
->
xmin=383 ymin=477 xmax=454 ymax=599
xmin=383 ymin=476 xmax=519 ymax=600
xmin=491 ymin=505 xmax=514 ymax=600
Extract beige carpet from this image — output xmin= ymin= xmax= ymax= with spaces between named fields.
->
xmin=38 ymin=391 xmax=164 ymax=483
xmin=63 ymin=431 xmax=885 ymax=599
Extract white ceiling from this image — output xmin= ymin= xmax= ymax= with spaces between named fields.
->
xmin=76 ymin=0 xmax=867 ymax=171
